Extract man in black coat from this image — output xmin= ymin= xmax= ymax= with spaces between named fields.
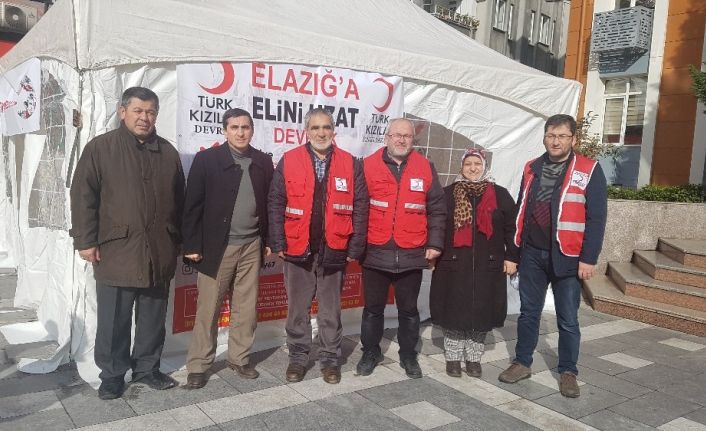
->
xmin=181 ymin=108 xmax=274 ymax=389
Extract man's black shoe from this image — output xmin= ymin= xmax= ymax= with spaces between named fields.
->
xmin=98 ymin=378 xmax=125 ymax=400
xmin=400 ymin=357 xmax=422 ymax=379
xmin=131 ymin=371 xmax=178 ymax=390
xmin=356 ymin=350 xmax=384 ymax=376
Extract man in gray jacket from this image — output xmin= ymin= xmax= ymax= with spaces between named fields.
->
xmin=70 ymin=87 xmax=185 ymax=400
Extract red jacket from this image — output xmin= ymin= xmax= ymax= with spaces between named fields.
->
xmin=282 ymin=144 xmax=355 ymax=256
xmin=514 ymin=153 xmax=598 ymax=257
xmin=364 ymin=147 xmax=433 ymax=248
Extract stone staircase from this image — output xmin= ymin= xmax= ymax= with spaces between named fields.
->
xmin=584 ymin=238 xmax=706 ymax=337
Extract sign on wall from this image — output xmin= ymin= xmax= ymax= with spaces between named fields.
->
xmin=176 ymin=62 xmax=404 ymax=166
xmin=0 ymin=58 xmax=41 ymax=136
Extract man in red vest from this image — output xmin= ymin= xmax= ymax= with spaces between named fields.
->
xmin=357 ymin=118 xmax=446 ymax=379
xmin=268 ymin=108 xmax=368 ymax=384
xmin=498 ymin=114 xmax=607 ymax=398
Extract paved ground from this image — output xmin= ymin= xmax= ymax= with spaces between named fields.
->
xmin=1 ymin=273 xmax=706 ymax=431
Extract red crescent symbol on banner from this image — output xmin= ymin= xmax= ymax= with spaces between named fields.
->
xmin=372 ymin=77 xmax=394 ymax=113
xmin=199 ymin=62 xmax=235 ymax=95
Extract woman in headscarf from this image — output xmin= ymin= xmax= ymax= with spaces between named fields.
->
xmin=430 ymin=149 xmax=519 ymax=378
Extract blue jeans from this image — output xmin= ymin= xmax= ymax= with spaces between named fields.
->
xmin=514 ymin=245 xmax=581 ymax=375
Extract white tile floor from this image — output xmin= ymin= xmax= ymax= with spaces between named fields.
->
xmin=658 ymin=337 xmax=706 ymax=352
xmin=598 ymin=352 xmax=654 ymax=369
xmin=390 ymin=401 xmax=461 ymax=430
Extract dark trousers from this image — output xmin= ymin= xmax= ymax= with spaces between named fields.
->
xmin=284 ymin=255 xmax=344 ymax=368
xmin=514 ymin=245 xmax=582 ymax=375
xmin=361 ymin=267 xmax=422 ymax=359
xmin=95 ymin=282 xmax=169 ymax=382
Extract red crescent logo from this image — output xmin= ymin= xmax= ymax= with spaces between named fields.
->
xmin=199 ymin=62 xmax=235 ymax=95
xmin=373 ymin=77 xmax=395 ymax=113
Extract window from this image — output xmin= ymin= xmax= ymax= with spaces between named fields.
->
xmin=528 ymin=11 xmax=536 ymax=45
xmin=493 ymin=0 xmax=507 ymax=31
xmin=550 ymin=20 xmax=555 ymax=49
xmin=601 ymin=77 xmax=647 ymax=146
xmin=538 ymin=14 xmax=551 ymax=45
xmin=507 ymin=4 xmax=514 ymax=39
xmin=422 ymin=0 xmax=432 ymax=13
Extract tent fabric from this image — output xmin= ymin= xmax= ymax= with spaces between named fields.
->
xmin=0 ymin=0 xmax=579 ymax=117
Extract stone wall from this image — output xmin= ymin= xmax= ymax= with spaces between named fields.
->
xmin=597 ymin=199 xmax=706 ymax=273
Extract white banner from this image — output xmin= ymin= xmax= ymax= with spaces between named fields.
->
xmin=0 ymin=58 xmax=41 ymax=136
xmin=177 ymin=62 xmax=403 ymax=168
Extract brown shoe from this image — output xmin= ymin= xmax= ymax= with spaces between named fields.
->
xmin=185 ymin=373 xmax=207 ymax=389
xmin=498 ymin=362 xmax=531 ymax=383
xmin=285 ymin=364 xmax=306 ymax=383
xmin=559 ymin=372 xmax=580 ymax=398
xmin=445 ymin=361 xmax=462 ymax=378
xmin=228 ymin=363 xmax=259 ymax=379
xmin=321 ymin=366 xmax=341 ymax=384
xmin=465 ymin=361 xmax=482 ymax=378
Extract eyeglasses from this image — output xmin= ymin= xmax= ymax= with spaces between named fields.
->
xmin=386 ymin=133 xmax=414 ymax=141
xmin=543 ymin=134 xmax=574 ymax=142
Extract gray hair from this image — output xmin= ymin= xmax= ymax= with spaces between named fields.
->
xmin=120 ymin=87 xmax=159 ymax=112
xmin=304 ymin=107 xmax=334 ymax=129
xmin=385 ymin=117 xmax=415 ymax=137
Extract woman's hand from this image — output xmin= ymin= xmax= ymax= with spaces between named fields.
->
xmin=503 ymin=260 xmax=518 ymax=276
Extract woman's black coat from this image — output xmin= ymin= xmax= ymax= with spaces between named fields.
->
xmin=429 ymin=183 xmax=519 ymax=332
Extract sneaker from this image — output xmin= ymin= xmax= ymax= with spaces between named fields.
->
xmin=445 ymin=361 xmax=462 ymax=378
xmin=356 ymin=350 xmax=383 ymax=376
xmin=559 ymin=372 xmax=580 ymax=398
xmin=400 ymin=357 xmax=422 ymax=379
xmin=498 ymin=362 xmax=531 ymax=383
xmin=98 ymin=378 xmax=125 ymax=400
xmin=465 ymin=361 xmax=482 ymax=378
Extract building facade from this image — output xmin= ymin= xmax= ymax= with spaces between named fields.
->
xmin=565 ymin=0 xmax=706 ymax=187
xmin=412 ymin=0 xmax=571 ymax=76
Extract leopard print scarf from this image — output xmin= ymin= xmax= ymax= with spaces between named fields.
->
xmin=453 ymin=180 xmax=489 ymax=230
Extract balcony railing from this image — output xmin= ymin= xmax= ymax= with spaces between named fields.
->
xmin=431 ymin=5 xmax=479 ymax=30
xmin=591 ymin=6 xmax=653 ymax=52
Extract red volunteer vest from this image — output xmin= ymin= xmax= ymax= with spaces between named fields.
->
xmin=364 ymin=147 xmax=432 ymax=248
xmin=514 ymin=153 xmax=598 ymax=257
xmin=283 ymin=144 xmax=355 ymax=256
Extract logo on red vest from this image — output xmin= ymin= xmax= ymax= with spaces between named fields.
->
xmin=570 ymin=171 xmax=589 ymax=190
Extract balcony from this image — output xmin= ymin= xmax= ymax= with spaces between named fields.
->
xmin=430 ymin=5 xmax=479 ymax=31
xmin=591 ymin=6 xmax=653 ymax=53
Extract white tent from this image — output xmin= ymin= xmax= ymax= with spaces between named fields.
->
xmin=0 ymin=0 xmax=579 ymax=385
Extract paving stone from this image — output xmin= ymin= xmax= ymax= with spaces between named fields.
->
xmin=192 ymin=426 xmax=224 ymax=431
xmin=0 ymin=408 xmax=75 ymax=431
xmin=480 ymin=340 xmax=515 ymax=364
xmin=72 ymin=404 xmax=215 ymax=431
xmin=578 ymin=337 xmax=632 ymax=357
xmin=598 ymin=352 xmax=653 ymax=369
xmin=533 ymin=384 xmax=628 ymax=419
xmin=621 ymin=345 xmax=706 ymax=374
xmin=491 ymin=323 xmax=518 ymax=342
xmin=420 ymin=324 xmax=442 ymax=340
xmin=429 ymin=371 xmax=520 ymax=407
xmin=574 ymin=366 xmax=653 ymax=399
xmin=497 ymin=398 xmax=599 ymax=430
xmin=658 ymin=417 xmax=706 ymax=431
xmin=390 ymin=401 xmax=461 ymax=430
xmin=660 ymin=373 xmax=706 ymax=407
xmin=0 ymin=389 xmax=61 ymax=419
xmin=489 ymin=349 xmax=557 ymax=373
xmin=358 ymin=376 xmax=458 ymax=409
xmin=686 ymin=408 xmax=706 ymax=426
xmin=125 ymin=377 xmax=241 ymax=415
xmin=0 ymin=363 xmax=83 ymax=398
xmin=56 ymin=383 xmax=135 ymax=427
xmin=214 ymin=363 xmax=281 ymax=394
xmin=0 ymin=308 xmax=37 ymax=325
xmin=419 ymin=338 xmax=444 ymax=355
xmin=288 ymin=366 xmax=405 ymax=402
xmin=480 ymin=363 xmax=558 ymax=400
xmin=618 ymin=363 xmax=695 ymax=390
xmin=658 ymin=338 xmax=705 ymax=352
xmin=198 ymin=384 xmax=307 ymax=424
xmin=578 ymin=409 xmax=656 ymax=431
xmin=220 ymin=400 xmax=353 ymax=431
xmin=530 ymin=370 xmax=586 ymax=392
xmin=578 ymin=352 xmax=635 ymax=376
xmin=316 ymin=392 xmax=418 ymax=431
xmin=609 ymin=391 xmax=702 ymax=427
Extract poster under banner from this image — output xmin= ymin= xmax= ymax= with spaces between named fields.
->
xmin=0 ymin=58 xmax=41 ymax=136
xmin=176 ymin=62 xmax=404 ymax=169
xmin=172 ymin=258 xmax=393 ymax=334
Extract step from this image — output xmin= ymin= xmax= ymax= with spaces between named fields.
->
xmin=583 ymin=275 xmax=706 ymax=338
xmin=632 ymin=250 xmax=706 ymax=289
xmin=607 ymin=262 xmax=706 ymax=312
xmin=658 ymin=238 xmax=706 ymax=269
